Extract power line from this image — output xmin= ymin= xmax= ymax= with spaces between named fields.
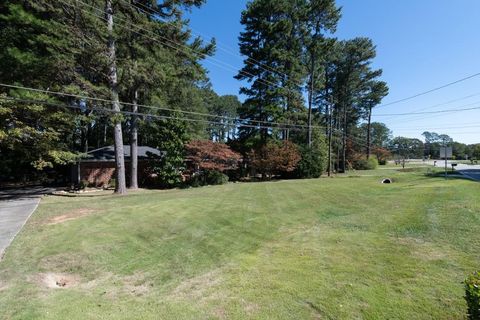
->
xmin=64 ymin=0 xmax=296 ymax=95
xmin=377 ymin=111 xmax=450 ymax=125
xmin=393 ymin=122 xmax=480 ymax=130
xmin=61 ymin=0 xmax=480 ymax=123
xmin=394 ymin=126 xmax=480 ymax=131
xmin=0 ymin=95 xmax=310 ymax=132
xmin=2 ymin=95 xmax=449 ymax=154
xmin=374 ymin=91 xmax=480 ymax=122
xmin=119 ymin=0 xmax=289 ymax=80
xmin=376 ymin=72 xmax=480 ymax=109
xmin=0 ymin=83 xmax=319 ymax=130
xmin=0 ymin=83 xmax=386 ymax=152
xmin=374 ymin=102 xmax=480 ymax=116
xmin=410 ymin=92 xmax=480 ymax=113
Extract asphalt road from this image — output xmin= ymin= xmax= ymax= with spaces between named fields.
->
xmin=406 ymin=159 xmax=480 ymax=181
xmin=0 ymin=187 xmax=53 ymax=258
xmin=454 ymin=164 xmax=480 ymax=181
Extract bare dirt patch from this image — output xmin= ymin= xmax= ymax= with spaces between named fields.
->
xmin=84 ymin=272 xmax=153 ymax=299
xmin=47 ymin=208 xmax=97 ymax=225
xmin=121 ymin=272 xmax=152 ymax=297
xmin=241 ymin=299 xmax=259 ymax=316
xmin=212 ymin=307 xmax=227 ymax=319
xmin=36 ymin=273 xmax=81 ymax=289
xmin=169 ymin=269 xmax=223 ymax=301
xmin=396 ymin=237 xmax=449 ymax=261
xmin=0 ymin=280 xmax=9 ymax=292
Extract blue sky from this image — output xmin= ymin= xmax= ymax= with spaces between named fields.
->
xmin=186 ymin=0 xmax=480 ymax=144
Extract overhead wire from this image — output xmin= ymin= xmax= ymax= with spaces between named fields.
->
xmin=0 ymin=83 xmax=318 ymax=130
xmin=9 ymin=1 xmax=480 ymax=149
xmin=0 ymin=95 xmax=313 ymax=132
xmin=376 ymin=72 xmax=480 ymax=109
xmin=373 ymin=101 xmax=480 ymax=116
xmin=0 ymin=94 xmax=437 ymax=154
xmin=374 ymin=91 xmax=480 ymax=123
xmin=119 ymin=0 xmax=289 ymax=79
xmin=62 ymin=0 xmax=298 ymax=95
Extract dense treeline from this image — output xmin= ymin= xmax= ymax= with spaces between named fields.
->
xmin=2 ymin=0 xmax=474 ymax=192
xmin=0 ymin=0 xmax=230 ymax=192
xmin=236 ymin=0 xmax=388 ymax=174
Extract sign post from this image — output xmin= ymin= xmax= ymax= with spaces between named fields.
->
xmin=440 ymin=146 xmax=453 ymax=180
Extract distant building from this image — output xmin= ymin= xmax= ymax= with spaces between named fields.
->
xmin=72 ymin=146 xmax=163 ymax=187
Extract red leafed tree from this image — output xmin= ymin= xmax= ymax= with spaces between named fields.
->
xmin=372 ymin=147 xmax=392 ymax=165
xmin=248 ymin=141 xmax=301 ymax=179
xmin=186 ymin=140 xmax=242 ymax=171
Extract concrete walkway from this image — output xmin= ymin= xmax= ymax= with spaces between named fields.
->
xmin=0 ymin=187 xmax=53 ymax=258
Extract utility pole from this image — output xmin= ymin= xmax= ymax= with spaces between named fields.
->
xmin=444 ymin=140 xmax=448 ymax=180
xmin=440 ymin=139 xmax=451 ymax=180
xmin=366 ymin=106 xmax=372 ymax=160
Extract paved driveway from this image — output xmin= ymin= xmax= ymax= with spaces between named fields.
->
xmin=0 ymin=187 xmax=53 ymax=258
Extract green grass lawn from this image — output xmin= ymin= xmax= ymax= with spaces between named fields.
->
xmin=1 ymin=168 xmax=479 ymax=319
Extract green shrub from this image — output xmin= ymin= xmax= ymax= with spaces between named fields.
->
xmin=188 ymin=175 xmax=203 ymax=188
xmin=78 ymin=180 xmax=87 ymax=190
xmin=108 ymin=178 xmax=116 ymax=189
xmin=188 ymin=170 xmax=229 ymax=187
xmin=205 ymin=170 xmax=229 ymax=185
xmin=465 ymin=271 xmax=480 ymax=319
xmin=354 ymin=157 xmax=378 ymax=170
xmin=294 ymin=133 xmax=328 ymax=179
xmin=295 ymin=144 xmax=327 ymax=179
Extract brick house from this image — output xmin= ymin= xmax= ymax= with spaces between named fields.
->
xmin=72 ymin=145 xmax=163 ymax=187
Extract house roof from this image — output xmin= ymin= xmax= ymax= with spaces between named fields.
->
xmin=82 ymin=145 xmax=163 ymax=162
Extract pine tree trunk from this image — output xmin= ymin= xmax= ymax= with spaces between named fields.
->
xmin=341 ymin=103 xmax=347 ymax=173
xmin=307 ymin=56 xmax=315 ymax=147
xmin=327 ymin=102 xmax=333 ymax=177
xmin=130 ymin=89 xmax=139 ymax=190
xmin=366 ymin=106 xmax=372 ymax=159
xmin=103 ymin=123 xmax=107 ymax=145
xmin=336 ymin=110 xmax=341 ymax=172
xmin=106 ymin=0 xmax=127 ymax=195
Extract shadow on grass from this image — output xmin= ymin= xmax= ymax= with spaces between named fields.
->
xmin=0 ymin=186 xmax=56 ymax=201
xmin=424 ymin=171 xmax=473 ymax=181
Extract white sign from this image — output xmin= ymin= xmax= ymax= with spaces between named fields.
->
xmin=440 ymin=147 xmax=452 ymax=159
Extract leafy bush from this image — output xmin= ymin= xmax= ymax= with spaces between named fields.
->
xmin=186 ymin=140 xmax=242 ymax=171
xmin=295 ymin=144 xmax=327 ymax=179
xmin=78 ymin=180 xmax=87 ymax=190
xmin=141 ymin=117 xmax=188 ymax=189
xmin=248 ymin=140 xmax=301 ymax=179
xmin=353 ymin=157 xmax=378 ymax=170
xmin=147 ymin=159 xmax=184 ymax=189
xmin=188 ymin=175 xmax=203 ymax=188
xmin=108 ymin=178 xmax=116 ymax=189
xmin=188 ymin=170 xmax=229 ymax=187
xmin=372 ymin=147 xmax=391 ymax=165
xmin=205 ymin=170 xmax=229 ymax=185
xmin=465 ymin=271 xmax=480 ymax=319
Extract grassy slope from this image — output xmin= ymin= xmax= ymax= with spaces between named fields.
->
xmin=0 ymin=168 xmax=479 ymax=319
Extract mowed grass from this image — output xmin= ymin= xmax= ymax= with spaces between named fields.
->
xmin=1 ymin=168 xmax=479 ymax=319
